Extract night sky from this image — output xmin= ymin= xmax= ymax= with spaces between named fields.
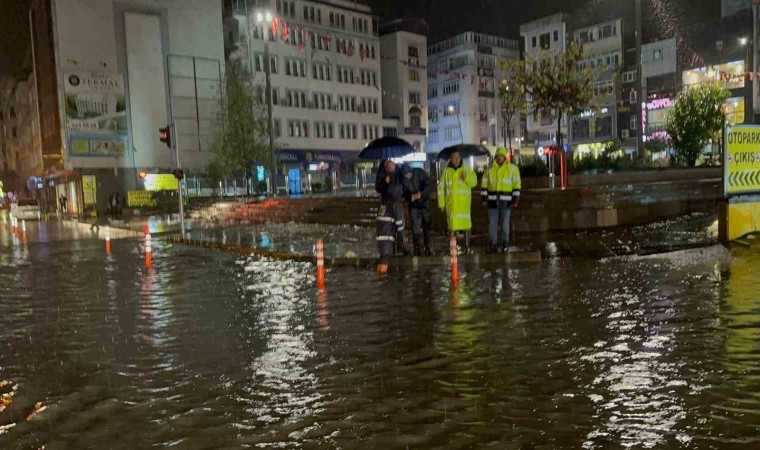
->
xmin=0 ymin=0 xmax=721 ymax=78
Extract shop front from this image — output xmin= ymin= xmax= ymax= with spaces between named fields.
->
xmin=277 ymin=149 xmax=358 ymax=194
xmin=43 ymin=170 xmax=83 ymax=216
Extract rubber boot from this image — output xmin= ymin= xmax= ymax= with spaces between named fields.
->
xmin=464 ymin=230 xmax=472 ymax=255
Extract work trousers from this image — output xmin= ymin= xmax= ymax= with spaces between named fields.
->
xmin=488 ymin=201 xmax=512 ymax=247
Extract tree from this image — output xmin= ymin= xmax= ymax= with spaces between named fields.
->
xmin=209 ymin=59 xmax=269 ymax=187
xmin=665 ymin=83 xmax=729 ymax=167
xmin=520 ymin=41 xmax=596 ymax=154
xmin=498 ymin=61 xmax=529 ymax=155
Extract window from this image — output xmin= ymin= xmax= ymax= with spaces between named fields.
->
xmin=288 ymin=120 xmax=309 ymax=137
xmin=409 ymin=91 xmax=421 ymax=104
xmin=629 ymin=89 xmax=637 ymax=103
xmin=479 ymin=98 xmax=488 ymax=114
xmin=339 ymin=123 xmax=357 ymax=139
xmin=271 ymin=88 xmax=279 ymax=106
xmin=578 ymin=30 xmax=592 ymax=44
xmin=444 ymin=105 xmax=458 ymax=116
xmin=409 ymin=69 xmax=420 ymax=82
xmin=360 ymin=70 xmax=377 ymax=87
xmin=553 ymin=30 xmax=559 ymax=42
xmin=539 ymin=33 xmax=551 ymax=50
xmin=444 ymin=126 xmax=460 ymax=141
xmin=531 ymin=36 xmax=537 ymax=48
xmin=273 ymin=119 xmax=282 ymax=138
xmin=428 ymin=128 xmax=438 ymax=143
xmin=599 ymin=24 xmax=617 ymax=39
xmin=338 ymin=95 xmax=356 ymax=112
xmin=362 ymin=125 xmax=379 ymax=140
xmin=442 ymin=80 xmax=459 ymax=96
xmin=410 ymin=116 xmax=421 ymax=128
xmin=286 ymin=90 xmax=307 ymax=108
xmin=428 ymin=85 xmax=438 ymax=99
xmin=314 ymin=122 xmax=334 ymax=139
xmin=285 ymin=58 xmax=306 ymax=77
xmin=337 ymin=66 xmax=355 ymax=84
xmin=622 ymin=71 xmax=635 ymax=84
xmin=653 ymin=49 xmax=662 ymax=61
xmin=383 ymin=127 xmax=398 ymax=137
xmin=361 ymin=97 xmax=378 ymax=114
xmin=408 ymin=46 xmax=419 ymax=58
xmin=630 ymin=115 xmax=637 ymax=130
xmin=313 ymin=92 xmax=330 ymax=110
xmin=428 ymin=108 xmax=439 ymax=123
xmin=312 ymin=62 xmax=331 ymax=81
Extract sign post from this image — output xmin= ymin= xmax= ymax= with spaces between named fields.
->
xmin=721 ymin=124 xmax=760 ymax=242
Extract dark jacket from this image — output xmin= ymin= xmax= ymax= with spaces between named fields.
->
xmin=402 ymin=167 xmax=431 ymax=210
xmin=375 ymin=164 xmax=404 ymax=206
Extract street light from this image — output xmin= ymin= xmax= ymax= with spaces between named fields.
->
xmin=256 ymin=10 xmax=277 ymax=196
xmin=740 ymin=37 xmax=748 ymax=46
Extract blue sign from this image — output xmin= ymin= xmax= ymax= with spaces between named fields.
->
xmin=256 ymin=166 xmax=265 ymax=182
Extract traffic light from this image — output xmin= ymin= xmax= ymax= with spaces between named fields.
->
xmin=159 ymin=126 xmax=171 ymax=148
xmin=173 ymin=169 xmax=184 ymax=180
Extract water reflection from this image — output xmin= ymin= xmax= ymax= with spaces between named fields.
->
xmin=0 ymin=240 xmax=759 ymax=448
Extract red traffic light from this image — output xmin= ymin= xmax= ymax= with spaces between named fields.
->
xmin=159 ymin=126 xmax=171 ymax=148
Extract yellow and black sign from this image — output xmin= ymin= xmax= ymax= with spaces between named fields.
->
xmin=725 ymin=125 xmax=760 ymax=196
xmin=127 ymin=190 xmax=157 ymax=207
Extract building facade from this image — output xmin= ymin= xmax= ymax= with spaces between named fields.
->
xmin=225 ymin=0 xmax=383 ymax=191
xmin=426 ymin=32 xmax=520 ymax=156
xmin=569 ymin=18 xmax=623 ymax=155
xmin=520 ymin=14 xmax=569 ymax=150
xmin=28 ymin=0 xmax=225 ymax=214
xmin=379 ymin=18 xmax=429 ymax=156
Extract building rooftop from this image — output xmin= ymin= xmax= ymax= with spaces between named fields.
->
xmin=427 ymin=31 xmax=518 ymax=56
xmin=378 ymin=18 xmax=428 ymax=37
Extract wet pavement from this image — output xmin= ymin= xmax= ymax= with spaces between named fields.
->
xmin=1 ymin=220 xmax=760 ymax=448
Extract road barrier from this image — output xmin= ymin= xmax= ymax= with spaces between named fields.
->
xmin=21 ymin=220 xmax=27 ymax=244
xmin=145 ymin=232 xmax=152 ymax=268
xmin=316 ymin=238 xmax=326 ymax=289
xmin=105 ymin=227 xmax=112 ymax=254
xmin=450 ymin=235 xmax=459 ymax=286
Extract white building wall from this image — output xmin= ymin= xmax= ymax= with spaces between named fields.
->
xmin=53 ymin=0 xmax=224 ymax=172
xmin=642 ymin=38 xmax=678 ymax=79
xmin=379 ymin=30 xmax=428 ymax=153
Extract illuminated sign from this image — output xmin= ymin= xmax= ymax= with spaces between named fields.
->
xmin=391 ymin=152 xmax=427 ymax=163
xmin=645 ymin=98 xmax=674 ymax=110
xmin=143 ymin=174 xmax=179 ymax=191
xmin=725 ymin=125 xmax=760 ymax=196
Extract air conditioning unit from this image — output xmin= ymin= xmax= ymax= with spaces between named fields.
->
xmin=622 ymin=129 xmax=630 ymax=139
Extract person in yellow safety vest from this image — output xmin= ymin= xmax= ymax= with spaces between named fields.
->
xmin=481 ymin=147 xmax=521 ymax=253
xmin=437 ymin=150 xmax=478 ymax=254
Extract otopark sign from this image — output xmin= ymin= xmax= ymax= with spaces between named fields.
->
xmin=724 ymin=125 xmax=760 ymax=196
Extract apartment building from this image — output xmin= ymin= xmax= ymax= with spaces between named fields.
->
xmin=225 ymin=0 xmax=382 ymax=189
xmin=426 ymin=32 xmax=520 ymax=156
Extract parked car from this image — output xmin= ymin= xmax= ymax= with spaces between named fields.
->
xmin=14 ymin=199 xmax=41 ymax=220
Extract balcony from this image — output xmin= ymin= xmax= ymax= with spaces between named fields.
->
xmin=477 ymin=67 xmax=495 ymax=77
xmin=478 ymin=90 xmax=495 ymax=98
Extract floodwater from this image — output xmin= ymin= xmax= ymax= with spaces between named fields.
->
xmin=1 ymin=223 xmax=760 ymax=449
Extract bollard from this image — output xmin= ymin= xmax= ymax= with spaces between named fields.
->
xmin=145 ymin=232 xmax=152 ymax=268
xmin=316 ymin=238 xmax=326 ymax=289
xmin=450 ymin=235 xmax=459 ymax=286
xmin=105 ymin=227 xmax=112 ymax=254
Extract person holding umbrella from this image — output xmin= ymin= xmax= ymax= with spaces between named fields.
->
xmin=375 ymin=159 xmax=410 ymax=274
xmin=481 ymin=147 xmax=521 ymax=253
xmin=437 ymin=149 xmax=477 ymax=254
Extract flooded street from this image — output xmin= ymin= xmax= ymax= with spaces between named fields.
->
xmin=1 ymin=226 xmax=759 ymax=448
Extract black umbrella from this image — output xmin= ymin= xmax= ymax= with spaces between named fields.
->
xmin=435 ymin=144 xmax=491 ymax=161
xmin=358 ymin=137 xmax=415 ymax=160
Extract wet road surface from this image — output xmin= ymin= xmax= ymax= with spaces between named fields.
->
xmin=1 ymin=222 xmax=759 ymax=448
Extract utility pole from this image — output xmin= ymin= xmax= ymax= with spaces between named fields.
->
xmin=635 ymin=0 xmax=645 ymax=158
xmin=172 ymin=122 xmax=186 ymax=237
